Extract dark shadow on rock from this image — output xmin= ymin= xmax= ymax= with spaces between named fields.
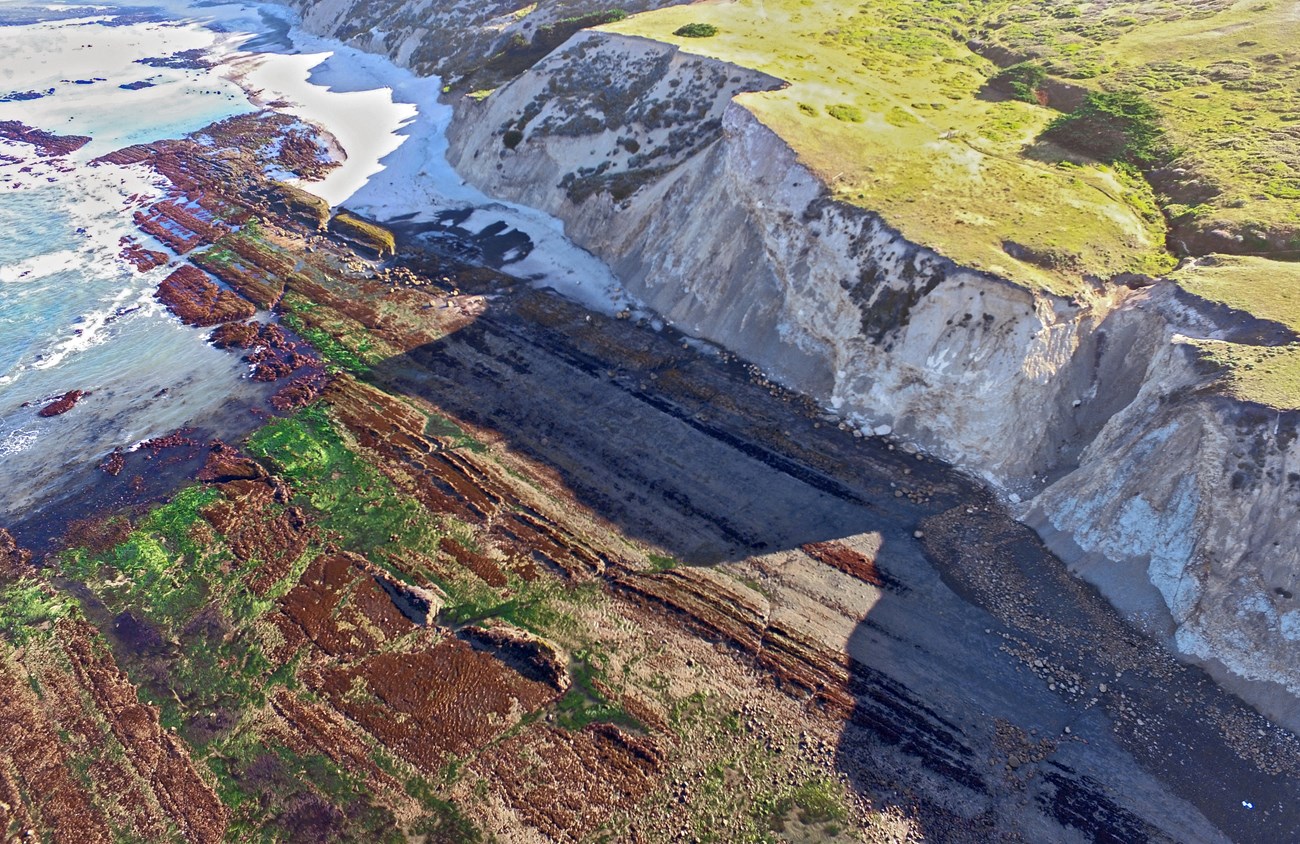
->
xmin=357 ymin=281 xmax=1300 ymax=841
xmin=363 ymin=287 xmax=891 ymax=566
xmin=834 ymin=492 xmax=1300 ymax=844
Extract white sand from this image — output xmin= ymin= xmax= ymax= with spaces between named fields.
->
xmin=224 ymin=7 xmax=635 ymax=313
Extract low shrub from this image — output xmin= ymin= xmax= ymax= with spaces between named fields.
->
xmin=674 ymin=23 xmax=719 ymax=37
xmin=990 ymin=62 xmax=1048 ymax=103
xmin=826 ymin=103 xmax=865 ymax=122
xmin=1040 ymin=91 xmax=1167 ymax=166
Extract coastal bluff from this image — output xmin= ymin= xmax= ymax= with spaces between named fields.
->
xmin=277 ymin=0 xmax=1300 ymax=733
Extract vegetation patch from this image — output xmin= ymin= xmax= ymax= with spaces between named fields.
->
xmin=825 ymin=104 xmax=864 ymax=123
xmin=0 ymin=580 xmax=73 ymax=644
xmin=602 ymin=0 xmax=1176 ymax=294
xmin=329 ymin=210 xmax=396 ymax=257
xmin=989 ymin=62 xmax=1048 ymax=104
xmin=673 ymin=23 xmax=718 ymax=38
xmin=280 ymin=293 xmax=376 ymax=374
xmin=1040 ymin=91 xmax=1167 ymax=166
xmin=247 ymin=405 xmax=438 ymax=563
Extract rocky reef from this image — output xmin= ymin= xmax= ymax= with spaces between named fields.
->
xmin=37 ymin=389 xmax=85 ymax=417
xmin=0 ymin=120 xmax=91 ymax=156
xmin=155 ymin=265 xmax=258 ymax=327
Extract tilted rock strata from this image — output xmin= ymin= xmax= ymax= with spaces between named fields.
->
xmin=155 ymin=265 xmax=258 ymax=327
xmin=280 ymin=0 xmax=1300 ymax=725
xmin=440 ymin=31 xmax=1300 ymax=726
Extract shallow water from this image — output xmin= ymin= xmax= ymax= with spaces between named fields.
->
xmin=0 ymin=0 xmax=628 ymax=523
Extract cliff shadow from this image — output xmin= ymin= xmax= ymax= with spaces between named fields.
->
xmin=361 ymin=281 xmax=1299 ymax=843
xmin=363 ymin=285 xmax=889 ymax=566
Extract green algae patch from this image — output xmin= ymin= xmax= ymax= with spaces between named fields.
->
xmin=673 ymin=22 xmax=718 ymax=37
xmin=247 ymin=405 xmax=437 ymax=562
xmin=0 ymin=579 xmax=74 ymax=644
xmin=281 ymin=292 xmax=378 ymax=374
xmin=329 ymin=210 xmax=396 ymax=257
xmin=602 ymin=0 xmax=1176 ymax=295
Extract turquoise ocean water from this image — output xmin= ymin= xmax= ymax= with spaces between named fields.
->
xmin=0 ymin=1 xmax=282 ymax=522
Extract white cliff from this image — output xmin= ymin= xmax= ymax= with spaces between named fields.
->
xmin=279 ymin=6 xmax=1300 ymax=729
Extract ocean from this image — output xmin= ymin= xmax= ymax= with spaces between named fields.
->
xmin=0 ymin=0 xmax=629 ymax=525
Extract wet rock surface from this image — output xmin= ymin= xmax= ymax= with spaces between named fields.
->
xmin=0 ymin=120 xmax=91 ymax=156
xmin=155 ymin=265 xmax=258 ymax=327
xmin=37 ymin=389 xmax=84 ymax=417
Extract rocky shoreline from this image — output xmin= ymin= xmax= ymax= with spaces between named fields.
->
xmin=2 ymin=12 xmax=1297 ymax=841
xmin=0 ymin=120 xmax=90 ymax=157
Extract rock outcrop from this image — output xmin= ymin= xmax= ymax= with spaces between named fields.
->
xmin=0 ymin=120 xmax=91 ymax=156
xmin=278 ymin=7 xmax=1300 ymax=726
xmin=438 ymin=31 xmax=1300 ymax=726
xmin=156 ymin=265 xmax=257 ymax=327
xmin=37 ymin=389 xmax=84 ymax=417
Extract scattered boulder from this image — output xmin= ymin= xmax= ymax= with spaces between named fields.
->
xmin=38 ymin=390 xmax=84 ymax=417
xmin=100 ymin=448 xmax=126 ymax=476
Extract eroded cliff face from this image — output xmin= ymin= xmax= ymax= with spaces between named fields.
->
xmin=283 ymin=0 xmax=683 ymax=83
xmin=443 ymin=31 xmax=1300 ymax=726
xmin=279 ymin=10 xmax=1300 ymax=727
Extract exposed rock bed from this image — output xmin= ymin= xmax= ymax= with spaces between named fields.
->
xmin=155 ymin=265 xmax=258 ymax=327
xmin=281 ymin=0 xmax=1300 ymax=738
xmin=438 ymin=29 xmax=1300 ymax=727
xmin=0 ymin=120 xmax=91 ymax=156
xmin=37 ymin=389 xmax=84 ymax=417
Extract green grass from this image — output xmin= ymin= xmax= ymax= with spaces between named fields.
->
xmin=1172 ymin=256 xmax=1300 ymax=334
xmin=647 ymin=553 xmax=679 ymax=572
xmin=771 ymin=776 xmax=849 ymax=828
xmin=1171 ymin=256 xmax=1300 ymax=408
xmin=977 ymin=0 xmax=1300 ymax=251
xmin=602 ymin=0 xmax=1176 ymax=295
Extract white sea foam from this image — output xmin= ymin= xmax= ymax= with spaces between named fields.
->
xmin=215 ymin=10 xmax=634 ymax=313
xmin=0 ymin=0 xmax=634 ymax=520
xmin=0 ymin=250 xmax=82 ymax=284
xmin=0 ymin=427 xmax=39 ymax=458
